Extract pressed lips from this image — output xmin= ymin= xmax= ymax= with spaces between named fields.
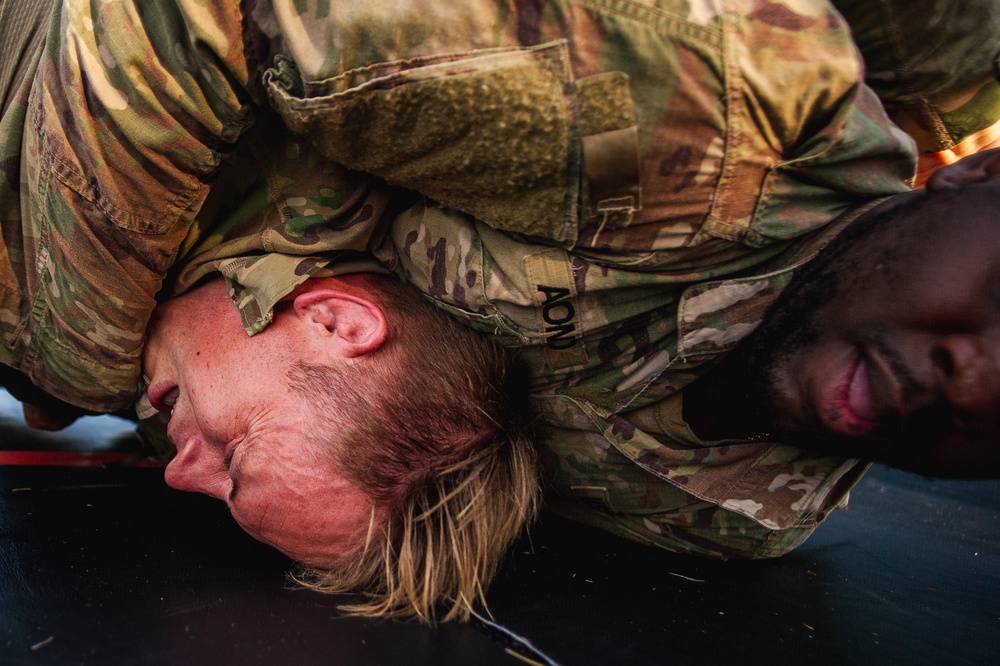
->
xmin=818 ymin=354 xmax=878 ymax=437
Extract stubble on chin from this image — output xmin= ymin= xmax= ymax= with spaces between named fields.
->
xmin=736 ymin=289 xmax=823 ymax=441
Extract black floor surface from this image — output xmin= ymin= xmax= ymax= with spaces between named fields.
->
xmin=0 ymin=391 xmax=997 ymax=665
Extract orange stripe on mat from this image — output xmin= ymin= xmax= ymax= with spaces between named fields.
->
xmin=915 ymin=118 xmax=1000 ymax=187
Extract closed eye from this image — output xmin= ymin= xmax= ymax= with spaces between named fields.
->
xmin=225 ymin=436 xmax=259 ymax=502
xmin=225 ymin=447 xmax=241 ymax=501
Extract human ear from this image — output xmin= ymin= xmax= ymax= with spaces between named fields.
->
xmin=926 ymin=148 xmax=1000 ymax=191
xmin=292 ymin=289 xmax=388 ymax=358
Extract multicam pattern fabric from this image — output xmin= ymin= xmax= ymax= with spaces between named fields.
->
xmin=830 ymin=0 xmax=1000 ymax=187
xmin=832 ymin=0 xmax=1000 ymax=154
xmin=0 ymin=0 xmax=921 ymax=557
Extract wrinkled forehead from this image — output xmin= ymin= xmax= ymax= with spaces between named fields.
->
xmin=902 ymin=185 xmax=1000 ymax=278
xmin=839 ymin=184 xmax=1000 ymax=273
xmin=910 ymin=181 xmax=1000 ymax=234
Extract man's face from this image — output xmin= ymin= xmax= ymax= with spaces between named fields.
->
xmin=755 ymin=179 xmax=1000 ymax=477
xmin=143 ymin=279 xmax=370 ymax=565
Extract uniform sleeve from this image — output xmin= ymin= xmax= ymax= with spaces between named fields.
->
xmin=20 ymin=0 xmax=255 ymax=410
xmin=832 ymin=0 xmax=1000 ymax=153
xmin=707 ymin=0 xmax=916 ymax=246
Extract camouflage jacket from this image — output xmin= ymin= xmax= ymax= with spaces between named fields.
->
xmin=0 ymin=0 xmax=917 ymax=556
xmin=832 ymin=0 xmax=1000 ymax=155
xmin=831 ymin=0 xmax=1000 ymax=186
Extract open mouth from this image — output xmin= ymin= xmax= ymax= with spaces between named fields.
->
xmin=147 ymin=381 xmax=179 ymax=413
xmin=819 ymin=354 xmax=878 ymax=437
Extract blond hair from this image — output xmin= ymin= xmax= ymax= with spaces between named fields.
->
xmin=288 ymin=274 xmax=540 ymax=622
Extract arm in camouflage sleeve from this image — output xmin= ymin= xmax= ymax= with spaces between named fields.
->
xmin=19 ymin=0 xmax=259 ymax=411
xmin=832 ymin=0 xmax=1000 ymax=153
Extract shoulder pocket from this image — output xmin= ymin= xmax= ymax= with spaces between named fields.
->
xmin=266 ymin=40 xmax=639 ymax=246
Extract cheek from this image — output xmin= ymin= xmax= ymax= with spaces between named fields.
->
xmin=225 ymin=461 xmax=305 ymax=548
xmin=762 ymin=335 xmax=818 ymax=411
xmin=228 ymin=492 xmax=318 ymax=560
xmin=228 ymin=470 xmax=374 ymax=564
xmin=227 ymin=498 xmax=271 ymax=545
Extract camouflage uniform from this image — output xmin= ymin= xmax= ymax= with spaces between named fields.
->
xmin=833 ymin=0 xmax=1000 ymax=154
xmin=831 ymin=0 xmax=1000 ymax=185
xmin=0 ymin=0 xmax=920 ymax=558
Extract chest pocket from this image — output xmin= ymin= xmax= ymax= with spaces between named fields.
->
xmin=264 ymin=40 xmax=639 ymax=247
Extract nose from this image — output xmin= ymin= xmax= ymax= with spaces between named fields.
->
xmin=931 ymin=335 xmax=1000 ymax=431
xmin=163 ymin=437 xmax=231 ymax=500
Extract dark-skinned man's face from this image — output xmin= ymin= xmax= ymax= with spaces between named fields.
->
xmin=748 ymin=155 xmax=1000 ymax=478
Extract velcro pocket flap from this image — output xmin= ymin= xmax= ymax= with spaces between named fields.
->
xmin=265 ymin=41 xmax=582 ymax=244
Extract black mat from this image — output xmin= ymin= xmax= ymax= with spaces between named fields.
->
xmin=0 ymin=394 xmax=997 ymax=665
